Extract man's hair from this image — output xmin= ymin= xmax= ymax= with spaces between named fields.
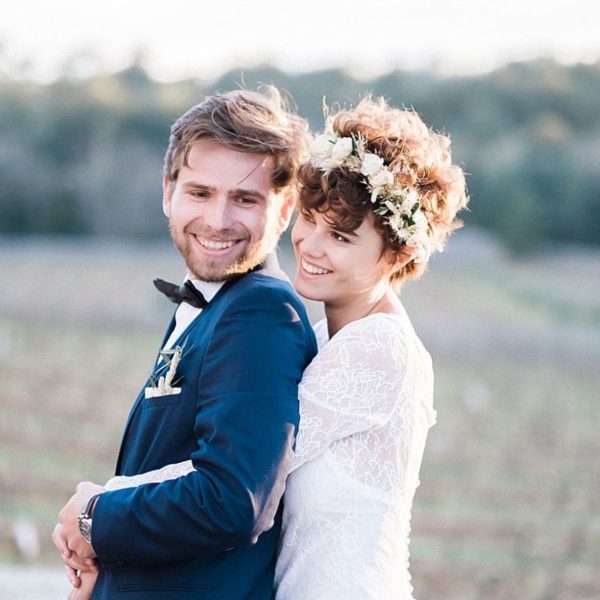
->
xmin=299 ymin=96 xmax=469 ymax=283
xmin=164 ymin=86 xmax=310 ymax=193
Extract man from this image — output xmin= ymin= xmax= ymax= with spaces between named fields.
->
xmin=52 ymin=87 xmax=317 ymax=599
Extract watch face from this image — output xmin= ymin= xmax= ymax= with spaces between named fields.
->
xmin=78 ymin=515 xmax=92 ymax=544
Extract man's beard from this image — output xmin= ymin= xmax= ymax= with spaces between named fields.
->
xmin=172 ymin=227 xmax=271 ymax=282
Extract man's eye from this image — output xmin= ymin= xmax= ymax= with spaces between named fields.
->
xmin=190 ymin=190 xmax=209 ymax=199
xmin=237 ymin=197 xmax=256 ymax=206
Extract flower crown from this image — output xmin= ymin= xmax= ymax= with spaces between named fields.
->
xmin=309 ymin=126 xmax=437 ymax=263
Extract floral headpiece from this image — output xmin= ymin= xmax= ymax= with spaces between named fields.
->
xmin=309 ymin=126 xmax=438 ymax=263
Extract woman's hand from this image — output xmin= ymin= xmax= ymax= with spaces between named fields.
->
xmin=67 ymin=561 xmax=98 ymax=600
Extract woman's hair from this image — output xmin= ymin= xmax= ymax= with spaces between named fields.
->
xmin=299 ymin=96 xmax=469 ymax=282
xmin=164 ymin=86 xmax=310 ymax=193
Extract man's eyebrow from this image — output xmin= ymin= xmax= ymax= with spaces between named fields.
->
xmin=181 ymin=182 xmax=215 ymax=191
xmin=231 ymin=188 xmax=267 ymax=201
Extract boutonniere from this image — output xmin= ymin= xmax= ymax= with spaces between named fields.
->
xmin=145 ymin=344 xmax=185 ymax=399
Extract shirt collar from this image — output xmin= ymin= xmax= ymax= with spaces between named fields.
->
xmin=184 ymin=278 xmax=225 ymax=304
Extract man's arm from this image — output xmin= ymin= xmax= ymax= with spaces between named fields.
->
xmin=90 ymin=286 xmax=312 ymax=566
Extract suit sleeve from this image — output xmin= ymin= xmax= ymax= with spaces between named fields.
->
xmin=91 ymin=286 xmax=314 ymax=566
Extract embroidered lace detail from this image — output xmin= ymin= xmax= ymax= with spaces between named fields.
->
xmin=275 ymin=311 xmax=435 ymax=599
xmin=105 ymin=460 xmax=194 ymax=491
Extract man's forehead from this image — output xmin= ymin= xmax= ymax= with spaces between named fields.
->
xmin=183 ymin=142 xmax=274 ymax=180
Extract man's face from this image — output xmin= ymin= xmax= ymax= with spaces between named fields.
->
xmin=163 ymin=140 xmax=292 ymax=281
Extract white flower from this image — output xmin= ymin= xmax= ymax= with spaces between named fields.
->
xmin=369 ymin=168 xmax=394 ymax=189
xmin=331 ymin=137 xmax=353 ymax=162
xmin=360 ymin=153 xmax=384 ymax=176
xmin=311 ymin=134 xmax=334 ymax=158
xmin=387 ymin=212 xmax=406 ymax=234
xmin=384 ymin=200 xmax=398 ymax=213
xmin=319 ymin=157 xmax=341 ymax=171
xmin=412 ymin=209 xmax=428 ymax=230
xmin=400 ymin=189 xmax=419 ymax=212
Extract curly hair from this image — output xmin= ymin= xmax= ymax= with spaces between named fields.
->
xmin=164 ymin=86 xmax=310 ymax=194
xmin=299 ymin=96 xmax=469 ymax=282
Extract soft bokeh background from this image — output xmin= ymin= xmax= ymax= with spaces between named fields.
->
xmin=1 ymin=2 xmax=599 ymax=598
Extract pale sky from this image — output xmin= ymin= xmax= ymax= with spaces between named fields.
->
xmin=1 ymin=0 xmax=599 ymax=82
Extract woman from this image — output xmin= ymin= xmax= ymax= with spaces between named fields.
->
xmin=70 ymin=96 xmax=468 ymax=599
xmin=274 ymin=97 xmax=468 ymax=598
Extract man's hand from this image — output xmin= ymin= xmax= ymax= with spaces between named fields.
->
xmin=54 ymin=481 xmax=105 ymax=560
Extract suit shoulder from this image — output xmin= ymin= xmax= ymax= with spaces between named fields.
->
xmin=229 ymin=272 xmax=303 ymax=307
xmin=216 ymin=273 xmax=312 ymax=338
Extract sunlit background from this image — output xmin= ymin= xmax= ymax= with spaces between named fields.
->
xmin=1 ymin=1 xmax=599 ymax=599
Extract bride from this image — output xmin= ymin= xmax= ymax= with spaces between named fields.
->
xmin=68 ymin=96 xmax=468 ymax=599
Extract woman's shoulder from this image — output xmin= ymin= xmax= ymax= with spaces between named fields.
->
xmin=324 ymin=311 xmax=431 ymax=368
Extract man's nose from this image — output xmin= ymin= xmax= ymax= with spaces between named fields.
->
xmin=205 ymin=196 xmax=232 ymax=231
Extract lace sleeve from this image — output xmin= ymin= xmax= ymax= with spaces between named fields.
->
xmin=105 ymin=460 xmax=195 ymax=491
xmin=291 ymin=316 xmax=408 ymax=471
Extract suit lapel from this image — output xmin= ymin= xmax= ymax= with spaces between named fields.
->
xmin=115 ymin=257 xmax=283 ymax=474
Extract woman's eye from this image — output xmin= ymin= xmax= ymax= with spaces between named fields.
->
xmin=332 ymin=232 xmax=349 ymax=243
xmin=300 ymin=209 xmax=315 ymax=223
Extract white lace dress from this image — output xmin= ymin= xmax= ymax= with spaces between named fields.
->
xmin=105 ymin=309 xmax=435 ymax=600
xmin=273 ymin=312 xmax=435 ymax=600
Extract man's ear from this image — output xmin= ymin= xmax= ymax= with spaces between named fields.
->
xmin=277 ymin=193 xmax=296 ymax=233
xmin=162 ymin=176 xmax=174 ymax=218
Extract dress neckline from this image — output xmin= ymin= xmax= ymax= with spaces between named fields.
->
xmin=316 ymin=308 xmax=410 ymax=345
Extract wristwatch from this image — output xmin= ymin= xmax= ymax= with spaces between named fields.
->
xmin=78 ymin=493 xmax=101 ymax=545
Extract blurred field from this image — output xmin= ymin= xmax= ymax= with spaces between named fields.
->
xmin=1 ymin=231 xmax=599 ymax=600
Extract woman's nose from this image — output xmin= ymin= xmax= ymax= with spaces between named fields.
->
xmin=298 ymin=228 xmax=325 ymax=258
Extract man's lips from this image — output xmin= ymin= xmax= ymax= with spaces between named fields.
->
xmin=193 ymin=235 xmax=240 ymax=251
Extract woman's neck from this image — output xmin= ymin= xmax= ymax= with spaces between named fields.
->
xmin=324 ymin=285 xmax=400 ymax=338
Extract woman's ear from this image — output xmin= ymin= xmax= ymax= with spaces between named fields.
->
xmin=383 ymin=244 xmax=416 ymax=282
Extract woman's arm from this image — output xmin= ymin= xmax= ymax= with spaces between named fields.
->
xmin=105 ymin=461 xmax=194 ymax=491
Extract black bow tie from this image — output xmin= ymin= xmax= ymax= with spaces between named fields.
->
xmin=153 ymin=278 xmax=208 ymax=309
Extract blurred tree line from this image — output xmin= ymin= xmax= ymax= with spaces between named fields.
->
xmin=1 ymin=58 xmax=599 ymax=251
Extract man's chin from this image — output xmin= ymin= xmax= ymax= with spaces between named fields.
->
xmin=186 ymin=254 xmax=265 ymax=282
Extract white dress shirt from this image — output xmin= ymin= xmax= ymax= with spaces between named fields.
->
xmin=160 ymin=278 xmax=224 ymax=355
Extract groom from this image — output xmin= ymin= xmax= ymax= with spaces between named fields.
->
xmin=52 ymin=87 xmax=317 ymax=599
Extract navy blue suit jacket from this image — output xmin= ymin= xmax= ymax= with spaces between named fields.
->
xmin=91 ymin=259 xmax=317 ymax=599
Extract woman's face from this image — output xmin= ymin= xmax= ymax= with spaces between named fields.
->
xmin=291 ymin=207 xmax=392 ymax=306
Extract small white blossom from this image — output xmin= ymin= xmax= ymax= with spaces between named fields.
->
xmin=331 ymin=137 xmax=353 ymax=162
xmin=384 ymin=200 xmax=398 ymax=213
xmin=360 ymin=153 xmax=384 ymax=176
xmin=369 ymin=168 xmax=394 ymax=189
xmin=311 ymin=134 xmax=334 ymax=158
xmin=400 ymin=195 xmax=417 ymax=214
xmin=387 ymin=212 xmax=405 ymax=233
xmin=412 ymin=209 xmax=428 ymax=229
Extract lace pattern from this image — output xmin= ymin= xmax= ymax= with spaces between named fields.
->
xmin=275 ymin=312 xmax=435 ymax=599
